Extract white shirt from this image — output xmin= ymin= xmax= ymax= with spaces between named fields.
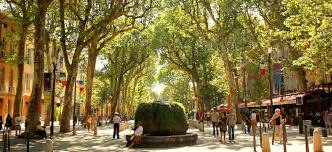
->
xmin=134 ymin=126 xmax=143 ymax=136
xmin=113 ymin=116 xmax=121 ymax=124
xmin=251 ymin=113 xmax=257 ymax=120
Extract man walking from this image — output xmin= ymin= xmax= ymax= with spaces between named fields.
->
xmin=251 ymin=111 xmax=257 ymax=134
xmin=211 ymin=108 xmax=220 ymax=136
xmin=113 ymin=112 xmax=121 ymax=139
xmin=227 ymin=112 xmax=237 ymax=143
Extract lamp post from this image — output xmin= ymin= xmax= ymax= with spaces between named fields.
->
xmin=50 ymin=57 xmax=56 ymax=136
xmin=268 ymin=46 xmax=273 ymax=117
xmin=73 ymin=79 xmax=77 ymax=135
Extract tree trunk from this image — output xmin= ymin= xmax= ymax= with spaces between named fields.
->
xmin=26 ymin=0 xmax=52 ymax=134
xmin=217 ymin=37 xmax=238 ymax=118
xmin=85 ymin=41 xmax=98 ymax=116
xmin=13 ymin=22 xmax=28 ymax=118
xmin=110 ymin=77 xmax=122 ymax=121
xmin=60 ymin=66 xmax=78 ymax=133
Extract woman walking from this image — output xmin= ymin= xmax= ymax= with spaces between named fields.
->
xmin=218 ymin=112 xmax=227 ymax=143
xmin=5 ymin=114 xmax=12 ymax=132
xmin=227 ymin=112 xmax=237 ymax=143
xmin=270 ymin=109 xmax=283 ymax=144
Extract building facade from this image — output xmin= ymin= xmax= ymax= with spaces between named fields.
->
xmin=0 ymin=13 xmax=35 ymax=121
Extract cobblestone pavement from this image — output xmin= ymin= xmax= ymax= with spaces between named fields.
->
xmin=1 ymin=122 xmax=332 ymax=152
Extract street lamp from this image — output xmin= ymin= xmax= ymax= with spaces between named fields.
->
xmin=73 ymin=79 xmax=76 ymax=135
xmin=73 ymin=79 xmax=83 ymax=135
xmin=50 ymin=56 xmax=56 ymax=136
xmin=268 ymin=46 xmax=273 ymax=117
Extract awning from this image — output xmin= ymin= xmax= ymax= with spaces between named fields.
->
xmin=216 ymin=104 xmax=231 ymax=111
xmin=247 ymin=102 xmax=257 ymax=107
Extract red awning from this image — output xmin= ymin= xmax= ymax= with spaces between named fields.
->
xmin=216 ymin=104 xmax=231 ymax=112
xmin=247 ymin=102 xmax=257 ymax=107
xmin=239 ymin=92 xmax=305 ymax=108
xmin=238 ymin=102 xmax=246 ymax=108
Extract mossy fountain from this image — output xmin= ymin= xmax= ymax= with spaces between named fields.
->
xmin=126 ymin=101 xmax=197 ymax=147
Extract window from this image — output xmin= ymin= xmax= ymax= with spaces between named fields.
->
xmin=9 ymin=69 xmax=14 ymax=93
xmin=25 ymin=74 xmax=31 ymax=91
xmin=9 ymin=69 xmax=13 ymax=87
xmin=26 ymin=48 xmax=30 ymax=64
xmin=0 ymin=68 xmax=5 ymax=90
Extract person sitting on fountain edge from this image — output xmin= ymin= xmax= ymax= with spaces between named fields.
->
xmin=129 ymin=121 xmax=143 ymax=148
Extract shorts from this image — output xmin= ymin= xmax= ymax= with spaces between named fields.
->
xmin=14 ymin=125 xmax=21 ymax=130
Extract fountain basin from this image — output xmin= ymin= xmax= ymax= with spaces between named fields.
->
xmin=126 ymin=133 xmax=198 ymax=148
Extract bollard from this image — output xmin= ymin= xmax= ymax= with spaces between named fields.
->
xmin=262 ymin=133 xmax=271 ymax=152
xmin=272 ymin=125 xmax=275 ymax=145
xmin=27 ymin=133 xmax=30 ymax=152
xmin=260 ymin=123 xmax=262 ymax=148
xmin=3 ymin=132 xmax=7 ymax=152
xmin=202 ymin=121 xmax=205 ymax=132
xmin=7 ymin=130 xmax=10 ymax=151
xmin=94 ymin=123 xmax=97 ymax=135
xmin=264 ymin=122 xmax=267 ymax=133
xmin=304 ymin=125 xmax=309 ymax=152
xmin=253 ymin=126 xmax=257 ymax=152
xmin=282 ymin=123 xmax=287 ymax=152
xmin=45 ymin=139 xmax=53 ymax=152
xmin=313 ymin=129 xmax=323 ymax=152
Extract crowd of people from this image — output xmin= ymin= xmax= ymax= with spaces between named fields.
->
xmin=199 ymin=107 xmax=293 ymax=144
xmin=208 ymin=108 xmax=237 ymax=143
xmin=0 ymin=114 xmax=48 ymax=139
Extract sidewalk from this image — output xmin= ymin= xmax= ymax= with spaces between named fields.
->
xmin=1 ymin=123 xmax=332 ymax=152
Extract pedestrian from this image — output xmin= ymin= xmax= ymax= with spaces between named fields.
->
xmin=92 ymin=114 xmax=98 ymax=135
xmin=227 ymin=112 xmax=237 ymax=143
xmin=325 ymin=107 xmax=332 ymax=135
xmin=5 ymin=114 xmax=12 ymax=132
xmin=36 ymin=121 xmax=47 ymax=139
xmin=243 ymin=110 xmax=251 ymax=134
xmin=86 ymin=115 xmax=92 ymax=132
xmin=211 ymin=108 xmax=220 ymax=136
xmin=0 ymin=116 xmax=3 ymax=130
xmin=79 ymin=114 xmax=84 ymax=127
xmin=206 ymin=110 xmax=211 ymax=124
xmin=218 ymin=112 xmax=227 ymax=143
xmin=14 ymin=114 xmax=22 ymax=136
xmin=251 ymin=111 xmax=257 ymax=134
xmin=270 ymin=109 xmax=283 ymax=144
xmin=113 ymin=112 xmax=121 ymax=139
xmin=129 ymin=121 xmax=144 ymax=148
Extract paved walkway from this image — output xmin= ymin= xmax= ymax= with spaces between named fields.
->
xmin=1 ymin=122 xmax=332 ymax=152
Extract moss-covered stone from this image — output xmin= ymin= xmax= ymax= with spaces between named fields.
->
xmin=135 ymin=102 xmax=188 ymax=136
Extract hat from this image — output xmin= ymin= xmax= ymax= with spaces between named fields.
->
xmin=275 ymin=109 xmax=280 ymax=113
xmin=115 ymin=112 xmax=119 ymax=115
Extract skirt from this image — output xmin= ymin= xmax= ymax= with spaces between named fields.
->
xmin=134 ymin=135 xmax=142 ymax=144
